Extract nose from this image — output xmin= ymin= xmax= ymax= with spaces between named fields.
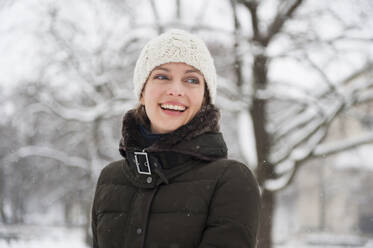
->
xmin=166 ymin=80 xmax=184 ymax=97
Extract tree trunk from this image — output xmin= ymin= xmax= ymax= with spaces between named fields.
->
xmin=84 ymin=197 xmax=93 ymax=246
xmin=0 ymin=167 xmax=8 ymax=224
xmin=175 ymin=0 xmax=181 ymax=19
xmin=84 ymin=170 xmax=96 ymax=247
xmin=257 ymin=189 xmax=274 ymax=248
xmin=319 ymin=164 xmax=326 ymax=231
xmin=250 ymin=54 xmax=275 ymax=248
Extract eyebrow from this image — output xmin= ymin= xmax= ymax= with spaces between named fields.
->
xmin=153 ymin=67 xmax=202 ymax=75
xmin=185 ymin=69 xmax=200 ymax=74
xmin=153 ymin=67 xmax=169 ymax=72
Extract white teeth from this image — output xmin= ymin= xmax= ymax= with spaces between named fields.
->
xmin=161 ymin=104 xmax=186 ymax=111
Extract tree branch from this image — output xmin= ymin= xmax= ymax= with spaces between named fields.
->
xmin=46 ymin=7 xmax=106 ymax=104
xmin=1 ymin=146 xmax=89 ymax=170
xmin=313 ymin=131 xmax=373 ymax=157
xmin=34 ymin=95 xmax=133 ymax=122
xmin=271 ymin=99 xmax=345 ymax=166
xmin=150 ymin=0 xmax=164 ymax=34
xmin=237 ymin=0 xmax=261 ymax=42
xmin=230 ymin=0 xmax=244 ymax=88
xmin=302 ymin=51 xmax=344 ymax=100
xmin=341 ymin=63 xmax=373 ymax=86
xmin=267 ymin=130 xmax=373 ymax=192
xmin=264 ymin=0 xmax=304 ymax=45
xmin=271 ymin=116 xmax=328 ymax=165
xmin=271 ymin=62 xmax=373 ymax=156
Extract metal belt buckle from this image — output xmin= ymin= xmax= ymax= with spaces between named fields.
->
xmin=134 ymin=151 xmax=151 ymax=175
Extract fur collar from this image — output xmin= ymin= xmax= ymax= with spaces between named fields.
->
xmin=119 ymin=104 xmax=227 ymax=161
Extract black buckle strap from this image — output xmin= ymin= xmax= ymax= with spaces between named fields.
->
xmin=134 ymin=151 xmax=151 ymax=175
xmin=126 ymin=150 xmax=169 ymax=184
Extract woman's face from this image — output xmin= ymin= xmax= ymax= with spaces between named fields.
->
xmin=140 ymin=62 xmax=205 ymax=134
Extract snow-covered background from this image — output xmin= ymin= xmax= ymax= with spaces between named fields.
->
xmin=1 ymin=0 xmax=373 ymax=247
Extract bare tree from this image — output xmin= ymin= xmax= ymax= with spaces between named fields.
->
xmin=0 ymin=0 xmax=142 ymax=244
xmin=228 ymin=0 xmax=373 ymax=247
xmin=2 ymin=0 xmax=373 ymax=247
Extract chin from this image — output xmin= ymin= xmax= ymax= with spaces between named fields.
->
xmin=152 ymin=119 xmax=185 ymax=133
xmin=164 ymin=126 xmax=180 ymax=133
xmin=163 ymin=123 xmax=183 ymax=133
xmin=152 ymin=125 xmax=177 ymax=134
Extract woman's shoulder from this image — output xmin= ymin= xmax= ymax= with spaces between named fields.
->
xmin=208 ymin=158 xmax=256 ymax=178
xmin=205 ymin=158 xmax=260 ymax=192
xmin=96 ymin=159 xmax=126 ymax=185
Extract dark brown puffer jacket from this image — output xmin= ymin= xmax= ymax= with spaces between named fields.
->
xmin=91 ymin=105 xmax=261 ymax=248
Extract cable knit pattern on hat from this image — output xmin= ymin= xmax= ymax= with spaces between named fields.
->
xmin=133 ymin=29 xmax=217 ymax=104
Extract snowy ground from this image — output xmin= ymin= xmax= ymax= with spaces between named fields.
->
xmin=1 ymin=225 xmax=372 ymax=248
xmin=275 ymin=232 xmax=373 ymax=248
xmin=0 ymin=225 xmax=88 ymax=248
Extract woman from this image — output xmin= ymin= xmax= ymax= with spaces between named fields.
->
xmin=91 ymin=29 xmax=261 ymax=248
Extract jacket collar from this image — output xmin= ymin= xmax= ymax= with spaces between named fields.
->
xmin=118 ymin=104 xmax=227 ymax=187
xmin=119 ymin=104 xmax=227 ymax=161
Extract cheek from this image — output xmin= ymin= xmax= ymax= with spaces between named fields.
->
xmin=142 ymin=86 xmax=160 ymax=106
xmin=189 ymin=89 xmax=205 ymax=114
xmin=196 ymin=88 xmax=205 ymax=105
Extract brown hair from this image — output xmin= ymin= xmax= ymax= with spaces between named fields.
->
xmin=134 ymin=82 xmax=211 ymax=127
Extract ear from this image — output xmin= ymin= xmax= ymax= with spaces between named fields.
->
xmin=202 ymin=81 xmax=210 ymax=106
xmin=140 ymin=93 xmax=145 ymax=105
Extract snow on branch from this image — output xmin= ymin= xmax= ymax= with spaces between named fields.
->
xmin=270 ymin=115 xmax=327 ymax=165
xmin=269 ymin=105 xmax=306 ymax=132
xmin=270 ymin=66 xmax=372 ymax=147
xmin=355 ymin=88 xmax=373 ymax=105
xmin=313 ymin=131 xmax=373 ymax=157
xmin=266 ymin=130 xmax=373 ymax=192
xmin=265 ymin=0 xmax=304 ymax=45
xmin=237 ymin=0 xmax=260 ymax=41
xmin=273 ymin=108 xmax=318 ymax=142
xmin=264 ymin=161 xmax=295 ymax=191
xmin=256 ymin=87 xmax=319 ymax=107
xmin=1 ymin=145 xmax=89 ymax=170
xmin=275 ymin=127 xmax=326 ymax=173
xmin=266 ymin=78 xmax=373 ymax=191
xmin=38 ymin=95 xmax=134 ymax=122
xmin=270 ymin=75 xmax=370 ymax=165
xmin=302 ymin=51 xmax=344 ymax=100
xmin=268 ymin=131 xmax=326 ymax=191
xmin=217 ymin=76 xmax=250 ymax=112
xmin=341 ymin=63 xmax=373 ymax=86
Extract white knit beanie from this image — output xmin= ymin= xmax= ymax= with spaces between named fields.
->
xmin=133 ymin=29 xmax=217 ymax=104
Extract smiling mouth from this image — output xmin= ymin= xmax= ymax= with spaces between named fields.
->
xmin=160 ymin=104 xmax=187 ymax=112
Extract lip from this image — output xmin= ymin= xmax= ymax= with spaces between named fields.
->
xmin=159 ymin=101 xmax=188 ymax=116
xmin=160 ymin=101 xmax=188 ymax=107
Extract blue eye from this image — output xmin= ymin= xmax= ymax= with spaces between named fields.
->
xmin=186 ymin=78 xmax=199 ymax=84
xmin=154 ymin=75 xmax=168 ymax=80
